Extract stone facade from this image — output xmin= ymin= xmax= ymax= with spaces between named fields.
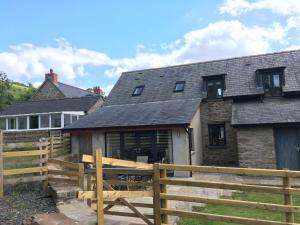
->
xmin=237 ymin=126 xmax=276 ymax=169
xmin=3 ymin=130 xmax=61 ymax=143
xmin=30 ymin=80 xmax=64 ymax=101
xmin=200 ymin=99 xmax=238 ymax=166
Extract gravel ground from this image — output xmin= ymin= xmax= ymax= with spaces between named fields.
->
xmin=0 ymin=182 xmax=58 ymax=225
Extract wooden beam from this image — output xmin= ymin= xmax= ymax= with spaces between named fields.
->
xmin=48 ymin=158 xmax=79 ymax=169
xmin=48 ymin=177 xmax=78 ymax=185
xmin=3 ymin=150 xmax=49 ymax=158
xmin=159 ymin=178 xmax=300 ymax=195
xmin=3 ymin=166 xmax=48 ymax=176
xmin=103 ymin=191 xmax=153 ymax=199
xmin=158 ymin=164 xmax=300 ymax=178
xmin=283 ymin=170 xmax=294 ymax=223
xmin=48 ymin=169 xmax=79 ymax=177
xmin=96 ymin=149 xmax=104 ymax=225
xmin=103 ymin=201 xmax=153 ymax=208
xmin=160 ymin=194 xmax=300 ymax=213
xmin=0 ymin=131 xmax=3 ymax=198
xmin=160 ymin=208 xmax=298 ymax=225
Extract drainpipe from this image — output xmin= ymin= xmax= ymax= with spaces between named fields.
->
xmin=185 ymin=127 xmax=193 ymax=177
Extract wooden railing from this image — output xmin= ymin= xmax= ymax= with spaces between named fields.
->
xmin=79 ymin=149 xmax=300 ymax=225
xmin=48 ymin=158 xmax=84 ymax=189
xmin=42 ymin=134 xmax=71 ymax=158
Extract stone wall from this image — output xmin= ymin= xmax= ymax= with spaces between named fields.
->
xmin=3 ymin=130 xmax=61 ymax=143
xmin=30 ymin=80 xmax=64 ymax=101
xmin=237 ymin=126 xmax=276 ymax=169
xmin=200 ymin=99 xmax=238 ymax=166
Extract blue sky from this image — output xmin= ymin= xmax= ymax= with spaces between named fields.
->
xmin=1 ymin=0 xmax=300 ymax=94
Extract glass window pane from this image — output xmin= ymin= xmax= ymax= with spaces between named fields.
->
xmin=40 ymin=115 xmax=49 ymax=128
xmin=106 ymin=132 xmax=121 ymax=158
xmin=8 ymin=118 xmax=16 ymax=130
xmin=209 ymin=124 xmax=225 ymax=146
xmin=64 ymin=114 xmax=71 ymax=126
xmin=0 ymin=118 xmax=6 ymax=130
xmin=71 ymin=115 xmax=78 ymax=123
xmin=29 ymin=116 xmax=39 ymax=129
xmin=51 ymin=114 xmax=61 ymax=128
xmin=18 ymin=116 xmax=27 ymax=130
xmin=273 ymin=74 xmax=280 ymax=87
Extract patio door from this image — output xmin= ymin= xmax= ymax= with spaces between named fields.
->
xmin=122 ymin=131 xmax=155 ymax=162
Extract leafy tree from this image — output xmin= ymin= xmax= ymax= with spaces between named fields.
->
xmin=0 ymin=71 xmax=14 ymax=110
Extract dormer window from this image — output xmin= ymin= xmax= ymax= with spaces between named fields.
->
xmin=174 ymin=81 xmax=185 ymax=92
xmin=132 ymin=85 xmax=144 ymax=96
xmin=256 ymin=68 xmax=284 ymax=97
xmin=203 ymin=75 xmax=225 ymax=99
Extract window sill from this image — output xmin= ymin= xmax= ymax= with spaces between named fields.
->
xmin=207 ymin=145 xmax=226 ymax=149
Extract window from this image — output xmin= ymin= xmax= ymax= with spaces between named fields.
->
xmin=40 ymin=115 xmax=49 ymax=128
xmin=0 ymin=118 xmax=6 ymax=130
xmin=208 ymin=124 xmax=225 ymax=146
xmin=204 ymin=76 xmax=225 ymax=99
xmin=18 ymin=116 xmax=27 ymax=130
xmin=174 ymin=81 xmax=185 ymax=92
xmin=257 ymin=68 xmax=284 ymax=96
xmin=29 ymin=115 xmax=39 ymax=129
xmin=71 ymin=115 xmax=78 ymax=123
xmin=51 ymin=114 xmax=61 ymax=128
xmin=64 ymin=114 xmax=71 ymax=126
xmin=8 ymin=118 xmax=16 ymax=130
xmin=132 ymin=85 xmax=144 ymax=96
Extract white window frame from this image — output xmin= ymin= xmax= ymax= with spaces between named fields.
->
xmin=0 ymin=111 xmax=84 ymax=132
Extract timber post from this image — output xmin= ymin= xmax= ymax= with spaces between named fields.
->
xmin=50 ymin=135 xmax=54 ymax=158
xmin=96 ymin=149 xmax=104 ymax=225
xmin=78 ymin=163 xmax=84 ymax=190
xmin=283 ymin=168 xmax=294 ymax=223
xmin=0 ymin=130 xmax=3 ymax=198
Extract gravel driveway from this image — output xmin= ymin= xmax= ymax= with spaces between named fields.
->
xmin=0 ymin=183 xmax=58 ymax=225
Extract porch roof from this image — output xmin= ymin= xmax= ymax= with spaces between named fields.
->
xmin=64 ymin=98 xmax=201 ymax=130
xmin=232 ymin=98 xmax=300 ymax=126
xmin=0 ymin=96 xmax=100 ymax=116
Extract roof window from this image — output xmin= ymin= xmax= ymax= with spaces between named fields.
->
xmin=174 ymin=81 xmax=185 ymax=92
xmin=132 ymin=85 xmax=144 ymax=96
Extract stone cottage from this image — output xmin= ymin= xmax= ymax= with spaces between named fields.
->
xmin=0 ymin=69 xmax=104 ymax=143
xmin=65 ymin=49 xmax=300 ymax=171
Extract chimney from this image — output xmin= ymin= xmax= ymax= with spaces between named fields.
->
xmin=45 ymin=69 xmax=58 ymax=83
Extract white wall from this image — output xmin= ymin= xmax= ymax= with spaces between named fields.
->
xmin=172 ymin=127 xmax=190 ymax=177
xmin=92 ymin=131 xmax=105 ymax=156
xmin=189 ymin=107 xmax=202 ymax=165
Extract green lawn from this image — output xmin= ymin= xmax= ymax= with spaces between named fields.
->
xmin=177 ymin=192 xmax=300 ymax=225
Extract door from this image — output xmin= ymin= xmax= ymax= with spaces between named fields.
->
xmin=274 ymin=127 xmax=300 ymax=170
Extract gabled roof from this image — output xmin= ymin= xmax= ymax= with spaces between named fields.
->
xmin=232 ymin=98 xmax=300 ymax=126
xmin=105 ymin=49 xmax=300 ymax=107
xmin=64 ymin=98 xmax=201 ymax=130
xmin=0 ymin=96 xmax=100 ymax=116
xmin=56 ymin=82 xmax=96 ymax=98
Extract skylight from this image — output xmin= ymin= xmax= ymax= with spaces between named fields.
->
xmin=174 ymin=81 xmax=185 ymax=92
xmin=132 ymin=85 xmax=144 ymax=96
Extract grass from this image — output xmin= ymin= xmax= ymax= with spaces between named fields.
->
xmin=177 ymin=192 xmax=300 ymax=225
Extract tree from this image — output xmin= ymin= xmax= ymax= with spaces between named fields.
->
xmin=0 ymin=72 xmax=14 ymax=110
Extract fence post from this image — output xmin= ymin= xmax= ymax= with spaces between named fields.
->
xmin=78 ymin=163 xmax=84 ymax=190
xmin=40 ymin=139 xmax=48 ymax=193
xmin=0 ymin=130 xmax=3 ymax=198
xmin=153 ymin=163 xmax=161 ymax=225
xmin=96 ymin=149 xmax=104 ymax=225
xmin=50 ymin=136 xmax=54 ymax=158
xmin=87 ymin=174 xmax=92 ymax=207
xmin=160 ymin=168 xmax=168 ymax=224
xmin=283 ymin=169 xmax=294 ymax=223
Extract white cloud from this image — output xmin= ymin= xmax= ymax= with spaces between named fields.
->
xmin=220 ymin=0 xmax=300 ymax=16
xmin=0 ymin=20 xmax=288 ymax=82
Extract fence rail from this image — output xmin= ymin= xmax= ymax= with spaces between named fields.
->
xmin=0 ymin=131 xmax=72 ymax=198
xmin=79 ymin=149 xmax=300 ymax=225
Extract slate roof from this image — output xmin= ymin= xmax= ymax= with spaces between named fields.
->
xmin=105 ymin=49 xmax=300 ymax=107
xmin=232 ymin=98 xmax=300 ymax=126
xmin=64 ymin=98 xmax=201 ymax=130
xmin=0 ymin=96 xmax=100 ymax=116
xmin=56 ymin=82 xmax=96 ymax=98
xmin=66 ymin=49 xmax=300 ymax=130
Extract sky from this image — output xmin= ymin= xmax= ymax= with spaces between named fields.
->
xmin=1 ymin=0 xmax=300 ymax=94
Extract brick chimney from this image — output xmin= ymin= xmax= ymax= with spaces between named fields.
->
xmin=45 ymin=69 xmax=58 ymax=83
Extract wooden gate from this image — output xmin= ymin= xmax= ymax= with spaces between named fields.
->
xmin=79 ymin=150 xmax=155 ymax=225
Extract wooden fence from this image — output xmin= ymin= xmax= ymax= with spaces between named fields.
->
xmin=48 ymin=158 xmax=84 ymax=189
xmin=0 ymin=131 xmax=72 ymax=198
xmin=42 ymin=133 xmax=71 ymax=158
xmin=79 ymin=149 xmax=300 ymax=225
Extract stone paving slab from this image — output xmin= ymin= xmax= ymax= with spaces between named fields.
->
xmin=26 ymin=213 xmax=82 ymax=225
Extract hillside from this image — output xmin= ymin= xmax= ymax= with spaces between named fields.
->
xmin=10 ymin=82 xmax=36 ymax=102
